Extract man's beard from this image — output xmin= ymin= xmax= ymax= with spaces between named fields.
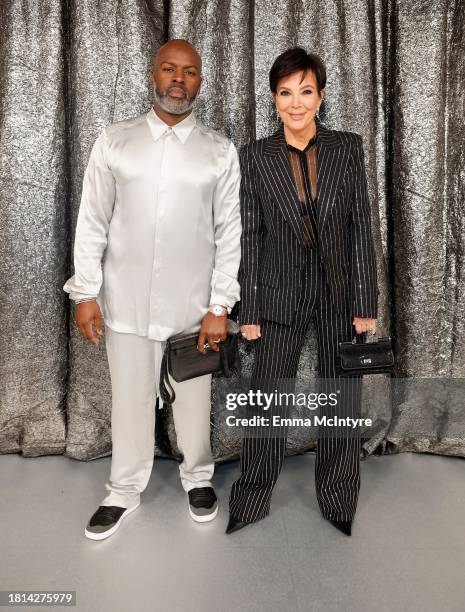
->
xmin=153 ymin=85 xmax=196 ymax=115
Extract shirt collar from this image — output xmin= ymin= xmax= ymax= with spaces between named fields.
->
xmin=286 ymin=133 xmax=317 ymax=154
xmin=146 ymin=107 xmax=197 ymax=144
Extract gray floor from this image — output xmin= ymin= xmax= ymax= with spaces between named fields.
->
xmin=1 ymin=451 xmax=464 ymax=612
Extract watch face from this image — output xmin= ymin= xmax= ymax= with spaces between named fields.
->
xmin=213 ymin=306 xmax=223 ymax=316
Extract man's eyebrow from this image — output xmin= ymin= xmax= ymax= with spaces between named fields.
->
xmin=160 ymin=61 xmax=198 ymax=69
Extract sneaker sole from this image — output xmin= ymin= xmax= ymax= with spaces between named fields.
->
xmin=189 ymin=503 xmax=219 ymax=523
xmin=84 ymin=502 xmax=140 ymax=541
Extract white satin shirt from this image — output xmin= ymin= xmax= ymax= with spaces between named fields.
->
xmin=63 ymin=109 xmax=242 ymax=340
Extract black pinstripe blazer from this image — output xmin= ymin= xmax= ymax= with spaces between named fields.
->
xmin=238 ymin=117 xmax=378 ymax=326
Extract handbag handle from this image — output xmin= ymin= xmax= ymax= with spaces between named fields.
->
xmin=353 ymin=331 xmax=367 ymax=344
xmin=353 ymin=332 xmax=390 ymax=344
xmin=159 ymin=346 xmax=176 ymax=407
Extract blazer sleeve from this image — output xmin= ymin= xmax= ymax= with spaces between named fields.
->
xmin=350 ymin=134 xmax=378 ymax=319
xmin=238 ymin=144 xmax=264 ymax=325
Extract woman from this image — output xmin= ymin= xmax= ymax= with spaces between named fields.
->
xmin=227 ymin=48 xmax=378 ymax=536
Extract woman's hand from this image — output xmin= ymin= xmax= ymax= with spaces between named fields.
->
xmin=240 ymin=324 xmax=261 ymax=341
xmin=353 ymin=317 xmax=377 ymax=335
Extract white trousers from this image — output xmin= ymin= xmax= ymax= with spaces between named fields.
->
xmin=101 ymin=326 xmax=214 ymax=508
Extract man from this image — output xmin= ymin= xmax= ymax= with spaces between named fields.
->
xmin=63 ymin=39 xmax=241 ymax=540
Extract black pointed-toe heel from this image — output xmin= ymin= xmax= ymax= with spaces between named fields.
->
xmin=225 ymin=516 xmax=249 ymax=535
xmin=329 ymin=519 xmax=352 ymax=536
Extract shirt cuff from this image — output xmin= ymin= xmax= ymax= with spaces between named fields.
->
xmin=210 ymin=270 xmax=240 ymax=311
xmin=67 ymin=290 xmax=98 ymax=302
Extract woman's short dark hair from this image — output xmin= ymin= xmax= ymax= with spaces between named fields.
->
xmin=269 ymin=47 xmax=326 ymax=94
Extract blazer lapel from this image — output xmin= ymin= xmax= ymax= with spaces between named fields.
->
xmin=315 ymin=117 xmax=350 ymax=234
xmin=256 ymin=124 xmax=306 ymax=246
xmin=255 ymin=118 xmax=350 ymax=244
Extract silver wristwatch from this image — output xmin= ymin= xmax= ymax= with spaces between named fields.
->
xmin=208 ymin=304 xmax=227 ymax=317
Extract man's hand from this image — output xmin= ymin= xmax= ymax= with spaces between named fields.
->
xmin=75 ymin=300 xmax=104 ymax=347
xmin=353 ymin=317 xmax=377 ymax=335
xmin=240 ymin=324 xmax=261 ymax=341
xmin=197 ymin=312 xmax=227 ymax=354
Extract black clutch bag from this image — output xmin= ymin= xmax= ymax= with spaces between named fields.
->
xmin=159 ymin=320 xmax=240 ymax=407
xmin=337 ymin=334 xmax=394 ymax=376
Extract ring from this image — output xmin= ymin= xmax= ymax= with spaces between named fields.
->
xmin=241 ymin=332 xmax=247 ymax=337
xmin=212 ymin=339 xmax=221 ymax=343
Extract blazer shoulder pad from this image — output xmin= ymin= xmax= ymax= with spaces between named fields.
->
xmin=239 ymin=138 xmax=266 ymax=157
xmin=333 ymin=129 xmax=363 ymax=147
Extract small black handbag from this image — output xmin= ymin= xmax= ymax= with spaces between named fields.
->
xmin=337 ymin=334 xmax=394 ymax=376
xmin=159 ymin=320 xmax=241 ymax=407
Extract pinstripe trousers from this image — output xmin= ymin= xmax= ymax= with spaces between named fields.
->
xmin=229 ymin=248 xmax=362 ymax=522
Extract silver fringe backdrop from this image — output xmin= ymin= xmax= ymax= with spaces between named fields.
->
xmin=0 ymin=1 xmax=463 ymax=462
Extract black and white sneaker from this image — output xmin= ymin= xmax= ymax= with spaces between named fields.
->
xmin=84 ymin=503 xmax=140 ymax=540
xmin=188 ymin=487 xmax=218 ymax=523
